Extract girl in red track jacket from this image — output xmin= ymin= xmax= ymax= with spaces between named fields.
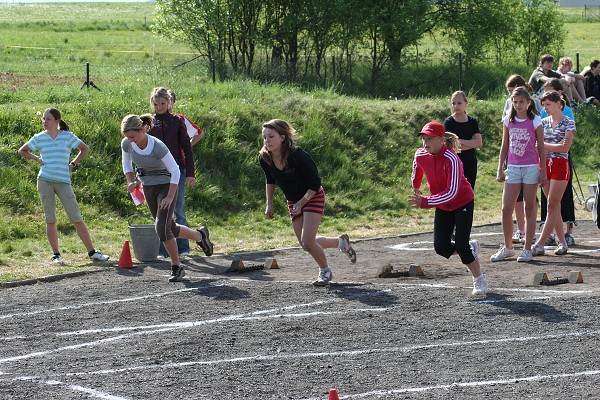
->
xmin=409 ymin=121 xmax=488 ymax=296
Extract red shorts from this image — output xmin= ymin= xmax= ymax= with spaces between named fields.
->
xmin=545 ymin=157 xmax=570 ymax=181
xmin=287 ymin=187 xmax=325 ymax=221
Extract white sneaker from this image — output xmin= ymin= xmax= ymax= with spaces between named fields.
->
xmin=179 ymin=251 xmax=191 ymax=257
xmin=469 ymin=240 xmax=480 ymax=259
xmin=157 ymin=254 xmax=167 ymax=260
xmin=512 ymin=230 xmax=525 ymax=244
xmin=554 ymin=242 xmax=568 ymax=255
xmin=517 ymin=249 xmax=533 ymax=262
xmin=472 ymin=274 xmax=488 ymax=296
xmin=89 ymin=251 xmax=110 ymax=261
xmin=51 ymin=254 xmax=65 ymax=265
xmin=490 ymin=245 xmax=515 ymax=262
xmin=312 ymin=267 xmax=333 ymax=286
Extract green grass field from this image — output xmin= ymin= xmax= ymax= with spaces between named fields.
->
xmin=0 ymin=3 xmax=599 ymax=283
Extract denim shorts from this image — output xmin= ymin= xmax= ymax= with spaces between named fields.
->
xmin=506 ymin=165 xmax=540 ymax=185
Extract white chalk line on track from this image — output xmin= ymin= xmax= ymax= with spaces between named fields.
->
xmin=0 ymin=287 xmax=200 ymax=321
xmin=300 ymin=369 xmax=600 ymax=399
xmin=388 ymin=232 xmax=600 ymax=253
xmin=22 ymin=328 xmax=600 ymax=379
xmin=10 ymin=376 xmax=131 ymax=400
xmin=0 ymin=302 xmax=391 ymax=364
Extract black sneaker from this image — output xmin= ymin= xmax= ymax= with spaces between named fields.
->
xmin=168 ymin=265 xmax=185 ymax=282
xmin=196 ymin=226 xmax=213 ymax=256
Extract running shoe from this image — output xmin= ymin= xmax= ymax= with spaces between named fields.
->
xmin=196 ymin=226 xmax=214 ymax=256
xmin=554 ymin=243 xmax=568 ymax=255
xmin=312 ymin=267 xmax=333 ymax=287
xmin=339 ymin=234 xmax=357 ymax=263
xmin=51 ymin=254 xmax=65 ymax=265
xmin=532 ymin=244 xmax=545 ymax=256
xmin=472 ymin=274 xmax=488 ymax=296
xmin=565 ymin=233 xmax=575 ymax=247
xmin=490 ymin=245 xmax=515 ymax=262
xmin=512 ymin=230 xmax=525 ymax=244
xmin=517 ymin=249 xmax=533 ymax=262
xmin=168 ymin=265 xmax=185 ymax=282
xmin=469 ymin=240 xmax=480 ymax=259
xmin=89 ymin=250 xmax=110 ymax=261
xmin=544 ymin=233 xmax=558 ymax=246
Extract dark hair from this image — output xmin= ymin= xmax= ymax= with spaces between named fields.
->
xmin=591 ymin=60 xmax=600 ymax=68
xmin=505 ymin=74 xmax=534 ymax=94
xmin=259 ymin=119 xmax=298 ymax=168
xmin=45 ymin=108 xmax=69 ymax=131
xmin=540 ymin=90 xmax=563 ymax=105
xmin=539 ymin=54 xmax=554 ymax=67
xmin=543 ymin=78 xmax=569 ymax=108
xmin=509 ymin=87 xmax=537 ymax=122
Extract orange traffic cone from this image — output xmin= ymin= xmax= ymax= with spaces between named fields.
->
xmin=118 ymin=240 xmax=135 ymax=268
xmin=328 ymin=389 xmax=340 ymax=400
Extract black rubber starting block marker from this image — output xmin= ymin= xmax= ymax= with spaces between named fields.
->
xmin=378 ymin=263 xmax=424 ymax=278
xmin=533 ymin=271 xmax=583 ymax=286
xmin=227 ymin=258 xmax=279 ymax=273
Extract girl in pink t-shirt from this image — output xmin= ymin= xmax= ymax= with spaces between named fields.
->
xmin=492 ymin=87 xmax=547 ymax=263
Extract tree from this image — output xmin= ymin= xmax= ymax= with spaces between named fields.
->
xmin=516 ymin=0 xmax=565 ymax=66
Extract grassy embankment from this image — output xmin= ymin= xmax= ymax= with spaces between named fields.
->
xmin=0 ymin=3 xmax=599 ymax=283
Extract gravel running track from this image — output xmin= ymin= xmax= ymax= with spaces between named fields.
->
xmin=1 ymin=220 xmax=600 ymax=399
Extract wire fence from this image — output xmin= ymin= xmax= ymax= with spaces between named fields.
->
xmin=1 ymin=51 xmax=592 ymax=100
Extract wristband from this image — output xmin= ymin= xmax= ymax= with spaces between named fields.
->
xmin=69 ymin=161 xmax=78 ymax=170
xmin=303 ymin=193 xmax=311 ymax=201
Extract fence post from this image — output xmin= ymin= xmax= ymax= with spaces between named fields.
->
xmin=458 ymin=52 xmax=463 ymax=91
xmin=576 ymin=52 xmax=580 ymax=73
xmin=331 ymin=54 xmax=336 ymax=83
xmin=211 ymin=59 xmax=216 ymax=83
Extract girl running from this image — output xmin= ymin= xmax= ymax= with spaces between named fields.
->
xmin=532 ymin=90 xmax=576 ymax=256
xmin=18 ymin=108 xmax=110 ymax=265
xmin=443 ymin=91 xmax=482 ymax=189
xmin=259 ymin=119 xmax=356 ymax=286
xmin=121 ymin=114 xmax=213 ymax=282
xmin=492 ymin=87 xmax=546 ymax=263
xmin=409 ymin=121 xmax=488 ymax=296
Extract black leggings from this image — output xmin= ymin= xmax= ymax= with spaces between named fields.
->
xmin=433 ymin=200 xmax=475 ymax=265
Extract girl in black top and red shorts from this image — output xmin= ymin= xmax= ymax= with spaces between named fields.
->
xmin=259 ymin=119 xmax=356 ymax=286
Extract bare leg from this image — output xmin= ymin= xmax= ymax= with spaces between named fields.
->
xmin=466 ymin=258 xmax=482 ymax=278
xmin=73 ymin=220 xmax=95 ymax=252
xmin=522 ymin=184 xmax=538 ymax=251
xmin=515 ymin=200 xmax=525 ymax=233
xmin=46 ymin=222 xmax=60 ymax=254
xmin=535 ymin=180 xmax=569 ymax=246
xmin=163 ymin=238 xmax=180 ymax=266
xmin=292 ymin=212 xmax=328 ymax=269
xmin=501 ymin=184 xmax=521 ymax=249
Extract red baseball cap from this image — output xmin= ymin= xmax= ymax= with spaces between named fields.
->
xmin=417 ymin=121 xmax=445 ymax=137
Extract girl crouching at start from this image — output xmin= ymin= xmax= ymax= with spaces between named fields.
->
xmin=409 ymin=121 xmax=488 ymax=296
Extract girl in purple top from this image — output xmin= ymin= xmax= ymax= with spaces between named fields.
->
xmin=492 ymin=87 xmax=546 ymax=263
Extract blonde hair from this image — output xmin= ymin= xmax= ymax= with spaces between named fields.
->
xmin=444 ymin=132 xmax=461 ymax=153
xmin=121 ymin=114 xmax=154 ymax=133
xmin=149 ymin=87 xmax=171 ymax=107
xmin=559 ymin=57 xmax=573 ymax=68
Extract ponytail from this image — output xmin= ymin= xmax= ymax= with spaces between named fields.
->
xmin=45 ymin=108 xmax=70 ymax=131
xmin=445 ymin=132 xmax=461 ymax=153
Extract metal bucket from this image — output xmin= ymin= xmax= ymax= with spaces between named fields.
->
xmin=128 ymin=214 xmax=159 ymax=262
